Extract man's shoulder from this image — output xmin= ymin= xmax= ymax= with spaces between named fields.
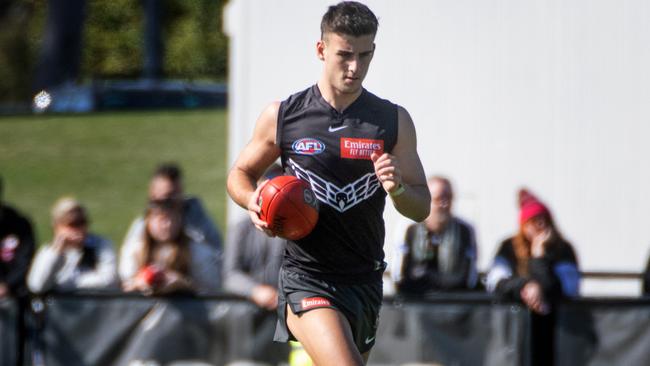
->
xmin=86 ymin=234 xmax=113 ymax=248
xmin=280 ymin=85 xmax=317 ymax=111
xmin=183 ymin=196 xmax=213 ymax=224
xmin=362 ymin=88 xmax=396 ymax=107
xmin=360 ymin=89 xmax=399 ymax=125
xmin=0 ymin=204 xmax=30 ymax=225
xmin=453 ymin=217 xmax=476 ymax=234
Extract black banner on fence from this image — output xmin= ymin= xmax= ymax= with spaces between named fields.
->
xmin=34 ymin=294 xmax=528 ymax=366
xmin=15 ymin=294 xmax=650 ymax=366
xmin=0 ymin=299 xmax=17 ymax=366
xmin=36 ymin=295 xmax=287 ymax=366
xmin=555 ymin=300 xmax=650 ymax=366
xmin=369 ymin=299 xmax=530 ymax=366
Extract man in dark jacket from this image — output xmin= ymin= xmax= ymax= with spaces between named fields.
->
xmin=0 ymin=176 xmax=36 ymax=366
xmin=0 ymin=176 xmax=36 ymax=299
xmin=396 ymin=176 xmax=478 ymax=295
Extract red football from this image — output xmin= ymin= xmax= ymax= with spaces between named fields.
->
xmin=258 ymin=175 xmax=319 ymax=240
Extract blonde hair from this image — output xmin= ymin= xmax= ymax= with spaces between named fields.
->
xmin=50 ymin=196 xmax=87 ymax=226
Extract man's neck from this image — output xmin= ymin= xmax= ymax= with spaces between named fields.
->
xmin=317 ymin=79 xmax=362 ymax=113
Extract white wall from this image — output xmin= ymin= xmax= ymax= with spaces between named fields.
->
xmin=224 ymin=0 xmax=650 ymax=295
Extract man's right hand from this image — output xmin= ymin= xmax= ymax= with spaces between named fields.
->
xmin=247 ymin=181 xmax=274 ymax=237
xmin=52 ymin=230 xmax=83 ymax=253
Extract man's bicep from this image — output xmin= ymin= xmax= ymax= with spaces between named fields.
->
xmin=231 ymin=102 xmax=282 ymax=180
xmin=393 ymin=106 xmax=427 ymax=186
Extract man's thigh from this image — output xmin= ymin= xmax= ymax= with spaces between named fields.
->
xmin=286 ymin=305 xmax=364 ymax=366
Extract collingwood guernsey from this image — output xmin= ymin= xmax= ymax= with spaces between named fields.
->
xmin=277 ymin=84 xmax=398 ymax=284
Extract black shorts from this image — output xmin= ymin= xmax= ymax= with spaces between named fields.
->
xmin=273 ymin=267 xmax=383 ymax=354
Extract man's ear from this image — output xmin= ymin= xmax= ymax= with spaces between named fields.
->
xmin=316 ymin=40 xmax=325 ymax=61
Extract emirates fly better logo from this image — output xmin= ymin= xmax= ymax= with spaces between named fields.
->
xmin=340 ymin=138 xmax=383 ymax=160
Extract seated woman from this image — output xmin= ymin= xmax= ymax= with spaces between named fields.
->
xmin=486 ymin=188 xmax=580 ymax=311
xmin=27 ymin=197 xmax=119 ymax=293
xmin=486 ymin=188 xmax=580 ymax=366
xmin=120 ymin=199 xmax=221 ymax=295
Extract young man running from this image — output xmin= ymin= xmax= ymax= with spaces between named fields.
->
xmin=227 ymin=2 xmax=431 ymax=365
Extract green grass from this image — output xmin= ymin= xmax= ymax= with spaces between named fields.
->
xmin=0 ymin=109 xmax=228 ymax=247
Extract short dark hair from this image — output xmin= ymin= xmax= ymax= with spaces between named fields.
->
xmin=321 ymin=1 xmax=378 ymax=39
xmin=152 ymin=162 xmax=182 ymax=184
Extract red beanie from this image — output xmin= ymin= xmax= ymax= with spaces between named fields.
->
xmin=518 ymin=188 xmax=550 ymax=225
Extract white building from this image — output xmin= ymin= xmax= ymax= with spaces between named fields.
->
xmin=224 ymin=0 xmax=650 ymax=296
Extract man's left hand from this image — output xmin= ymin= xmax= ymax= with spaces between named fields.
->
xmin=371 ymin=152 xmax=402 ymax=194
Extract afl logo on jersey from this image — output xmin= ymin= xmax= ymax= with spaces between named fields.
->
xmin=292 ymin=138 xmax=325 ymax=155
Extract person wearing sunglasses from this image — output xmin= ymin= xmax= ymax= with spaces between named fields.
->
xmin=27 ymin=197 xmax=119 ymax=293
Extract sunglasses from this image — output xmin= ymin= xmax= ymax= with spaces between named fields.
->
xmin=66 ymin=218 xmax=88 ymax=228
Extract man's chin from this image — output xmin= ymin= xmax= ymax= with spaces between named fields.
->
xmin=339 ymin=84 xmax=361 ymax=95
xmin=427 ymin=216 xmax=450 ymax=232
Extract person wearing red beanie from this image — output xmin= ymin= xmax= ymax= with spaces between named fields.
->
xmin=486 ymin=188 xmax=581 ymax=366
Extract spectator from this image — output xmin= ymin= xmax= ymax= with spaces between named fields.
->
xmin=27 ymin=197 xmax=119 ymax=293
xmin=486 ymin=188 xmax=580 ymax=309
xmin=224 ymin=164 xmax=285 ymax=309
xmin=224 ymin=164 xmax=289 ymax=364
xmin=486 ymin=188 xmax=580 ymax=366
xmin=121 ymin=163 xmax=223 ymax=272
xmin=395 ymin=176 xmax=478 ymax=295
xmin=0 ymin=176 xmax=36 ymax=299
xmin=120 ymin=198 xmax=221 ymax=295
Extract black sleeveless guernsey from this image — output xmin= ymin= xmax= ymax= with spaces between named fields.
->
xmin=277 ymin=84 xmax=398 ymax=284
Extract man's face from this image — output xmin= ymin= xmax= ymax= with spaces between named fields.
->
xmin=54 ymin=211 xmax=88 ymax=247
xmin=425 ymin=180 xmax=452 ymax=232
xmin=317 ymin=32 xmax=375 ymax=95
xmin=149 ymin=176 xmax=182 ymax=202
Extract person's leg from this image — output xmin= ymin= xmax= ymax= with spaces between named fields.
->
xmin=286 ymin=304 xmax=364 ymax=366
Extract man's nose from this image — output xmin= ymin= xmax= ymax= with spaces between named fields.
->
xmin=347 ymin=57 xmax=359 ymax=73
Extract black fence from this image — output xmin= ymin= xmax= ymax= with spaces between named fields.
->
xmin=2 ymin=293 xmax=650 ymax=365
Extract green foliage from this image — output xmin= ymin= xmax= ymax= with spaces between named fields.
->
xmin=0 ymin=110 xmax=228 ymax=247
xmin=164 ymin=0 xmax=229 ymax=80
xmin=82 ymin=1 xmax=144 ymax=78
xmin=0 ymin=0 xmax=229 ymax=102
xmin=83 ymin=0 xmax=229 ymax=79
xmin=0 ymin=0 xmax=46 ymax=102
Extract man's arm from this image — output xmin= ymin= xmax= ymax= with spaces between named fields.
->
xmin=4 ymin=217 xmax=36 ymax=292
xmin=226 ymin=102 xmax=282 ymax=231
xmin=372 ymin=106 xmax=430 ymax=222
xmin=27 ymin=245 xmax=65 ymax=294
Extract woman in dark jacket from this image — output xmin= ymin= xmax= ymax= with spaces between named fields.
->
xmin=486 ymin=188 xmax=580 ymax=366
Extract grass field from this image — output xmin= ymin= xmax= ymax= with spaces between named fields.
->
xmin=0 ymin=109 xmax=228 ymax=247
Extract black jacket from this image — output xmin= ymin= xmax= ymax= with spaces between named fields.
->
xmin=488 ymin=237 xmax=579 ymax=302
xmin=0 ymin=204 xmax=36 ymax=297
